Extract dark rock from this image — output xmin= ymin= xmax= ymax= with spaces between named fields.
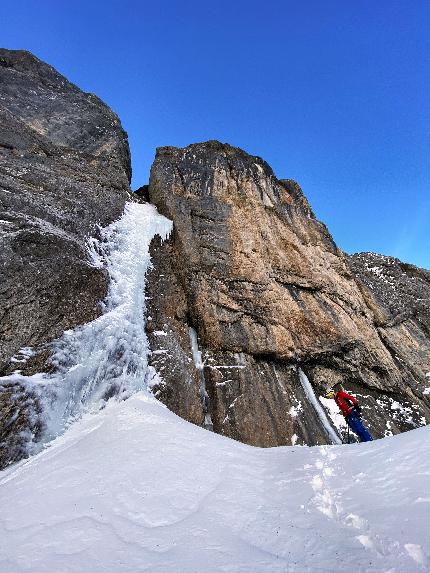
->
xmin=348 ymin=252 xmax=430 ymax=406
xmin=0 ymin=49 xmax=131 ymax=177
xmin=0 ymin=49 xmax=132 ymax=468
xmin=134 ymin=185 xmax=150 ymax=202
xmin=349 ymin=252 xmax=430 ymax=326
xmin=0 ymin=380 xmax=43 ymax=466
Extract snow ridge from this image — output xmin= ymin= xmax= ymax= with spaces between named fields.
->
xmin=1 ymin=395 xmax=429 ymax=572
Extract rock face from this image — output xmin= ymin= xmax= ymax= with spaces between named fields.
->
xmin=1 ymin=50 xmax=429 ymax=466
xmin=349 ymin=252 xmax=430 ymax=390
xmin=0 ymin=49 xmax=131 ymax=466
xmin=147 ymin=141 xmax=430 ymax=446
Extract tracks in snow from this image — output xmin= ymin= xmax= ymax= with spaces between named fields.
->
xmin=307 ymin=446 xmax=428 ymax=572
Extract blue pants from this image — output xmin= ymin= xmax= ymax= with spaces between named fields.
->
xmin=346 ymin=410 xmax=373 ymax=442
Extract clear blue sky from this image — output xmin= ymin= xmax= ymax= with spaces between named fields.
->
xmin=3 ymin=0 xmax=430 ymax=268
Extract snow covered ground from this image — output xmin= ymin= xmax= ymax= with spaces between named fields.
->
xmin=1 ymin=392 xmax=429 ymax=573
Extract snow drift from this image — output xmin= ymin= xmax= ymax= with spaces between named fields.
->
xmin=0 ymin=392 xmax=428 ymax=573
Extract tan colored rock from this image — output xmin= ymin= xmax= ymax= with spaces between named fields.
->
xmin=147 ymin=141 xmax=430 ymax=446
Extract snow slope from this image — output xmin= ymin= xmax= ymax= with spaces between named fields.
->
xmin=1 ymin=392 xmax=429 ymax=573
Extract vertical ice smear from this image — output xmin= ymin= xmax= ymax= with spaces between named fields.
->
xmin=49 ymin=202 xmax=172 ymax=433
xmin=189 ymin=327 xmax=214 ymax=431
xmin=1 ymin=202 xmax=172 ymax=447
xmin=298 ymin=368 xmax=342 ymax=445
xmin=319 ymin=395 xmax=348 ymax=436
xmin=189 ymin=328 xmax=204 ymax=371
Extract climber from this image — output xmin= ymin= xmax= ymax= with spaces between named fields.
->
xmin=325 ymin=386 xmax=373 ymax=442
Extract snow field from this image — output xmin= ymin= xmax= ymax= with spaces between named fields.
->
xmin=1 ymin=393 xmax=429 ymax=573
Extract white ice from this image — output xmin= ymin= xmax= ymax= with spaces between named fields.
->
xmin=189 ymin=326 xmax=213 ymax=430
xmin=298 ymin=368 xmax=342 ymax=444
xmin=319 ymin=394 xmax=347 ymax=435
xmin=0 ymin=202 xmax=172 ymax=449
xmin=424 ymin=373 xmax=430 ymax=395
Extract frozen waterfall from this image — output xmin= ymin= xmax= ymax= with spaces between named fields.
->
xmin=298 ymin=368 xmax=342 ymax=445
xmin=189 ymin=327 xmax=214 ymax=431
xmin=2 ymin=202 xmax=172 ymax=447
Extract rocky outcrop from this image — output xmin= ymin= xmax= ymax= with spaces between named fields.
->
xmin=0 ymin=49 xmax=132 ymax=467
xmin=1 ymin=49 xmax=428 ymax=465
xmin=146 ymin=141 xmax=430 ymax=446
xmin=349 ymin=252 xmax=430 ymax=391
xmin=0 ymin=49 xmax=131 ymax=373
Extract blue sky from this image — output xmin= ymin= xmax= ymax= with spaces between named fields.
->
xmin=3 ymin=0 xmax=429 ymax=268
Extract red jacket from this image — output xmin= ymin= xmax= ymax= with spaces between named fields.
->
xmin=335 ymin=390 xmax=358 ymax=417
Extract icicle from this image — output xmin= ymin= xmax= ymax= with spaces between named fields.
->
xmin=298 ymin=368 xmax=342 ymax=445
xmin=189 ymin=327 xmax=214 ymax=431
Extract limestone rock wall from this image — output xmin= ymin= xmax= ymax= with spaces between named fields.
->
xmin=0 ymin=49 xmax=132 ymax=467
xmin=147 ymin=141 xmax=430 ymax=446
xmin=1 ymin=49 xmax=428 ymax=463
xmin=349 ymin=252 xmax=430 ymax=398
xmin=0 ymin=49 xmax=132 ymax=373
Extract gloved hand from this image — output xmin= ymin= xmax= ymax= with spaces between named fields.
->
xmin=354 ymin=405 xmax=362 ymax=417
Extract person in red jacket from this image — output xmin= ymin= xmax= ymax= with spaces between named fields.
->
xmin=325 ymin=387 xmax=373 ymax=442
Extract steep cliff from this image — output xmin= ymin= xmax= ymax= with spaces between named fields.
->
xmin=349 ymin=252 xmax=430 ymax=390
xmin=1 ymin=50 xmax=428 ymax=468
xmin=146 ymin=141 xmax=430 ymax=446
xmin=0 ymin=49 xmax=132 ymax=466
